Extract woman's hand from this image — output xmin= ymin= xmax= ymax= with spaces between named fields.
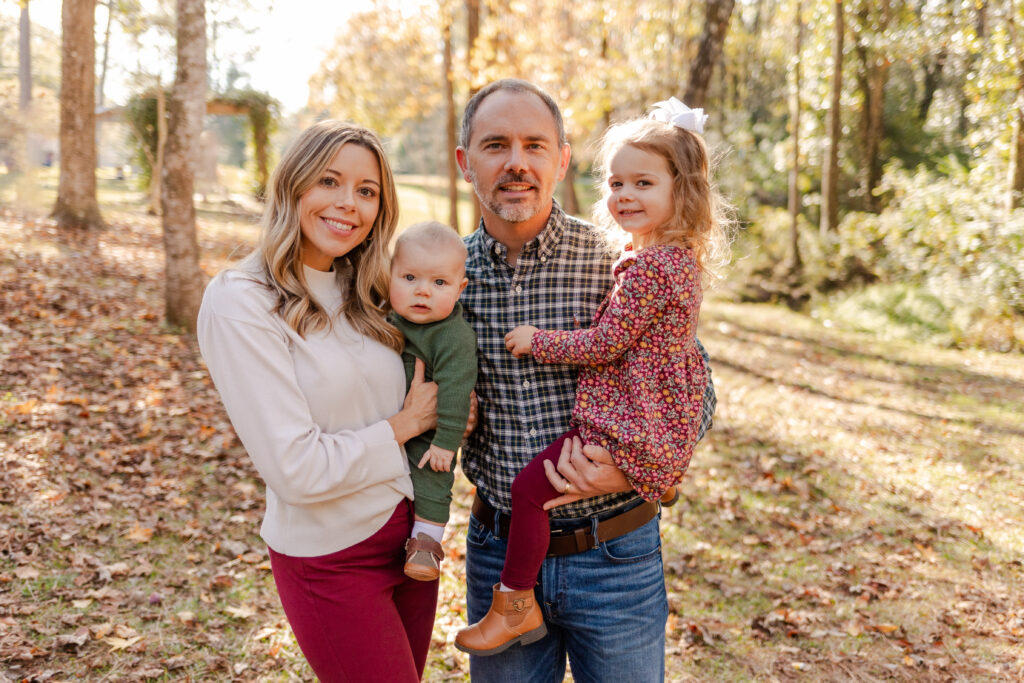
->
xmin=542 ymin=436 xmax=632 ymax=510
xmin=387 ymin=359 xmax=438 ymax=444
xmin=504 ymin=326 xmax=538 ymax=358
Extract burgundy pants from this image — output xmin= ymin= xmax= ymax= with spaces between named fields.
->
xmin=501 ymin=427 xmax=579 ymax=590
xmin=268 ymin=500 xmax=438 ymax=682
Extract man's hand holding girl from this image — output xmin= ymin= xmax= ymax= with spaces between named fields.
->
xmin=542 ymin=436 xmax=632 ymax=509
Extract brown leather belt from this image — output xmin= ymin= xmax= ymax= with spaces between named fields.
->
xmin=471 ymin=494 xmax=658 ymax=557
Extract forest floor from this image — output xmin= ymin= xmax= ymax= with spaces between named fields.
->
xmin=2 ymin=200 xmax=1024 ymax=682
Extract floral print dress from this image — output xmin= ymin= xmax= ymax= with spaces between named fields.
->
xmin=531 ymin=244 xmax=707 ymax=501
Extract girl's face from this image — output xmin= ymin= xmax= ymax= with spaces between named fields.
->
xmin=298 ymin=143 xmax=382 ymax=271
xmin=605 ymin=144 xmax=675 ymax=249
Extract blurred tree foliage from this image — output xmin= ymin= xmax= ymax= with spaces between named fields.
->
xmin=304 ymin=0 xmax=1022 ymax=351
xmin=7 ymin=1 xmax=1021 ymax=348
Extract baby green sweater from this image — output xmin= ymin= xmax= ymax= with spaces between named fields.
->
xmin=389 ymin=303 xmax=478 ymax=452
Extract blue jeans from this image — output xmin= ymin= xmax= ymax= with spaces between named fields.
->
xmin=465 ymin=503 xmax=668 ymax=683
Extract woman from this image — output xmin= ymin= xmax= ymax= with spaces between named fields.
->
xmin=198 ymin=120 xmax=439 ymax=681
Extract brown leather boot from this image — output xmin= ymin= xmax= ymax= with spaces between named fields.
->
xmin=454 ymin=584 xmax=547 ymax=656
xmin=403 ymin=533 xmax=443 ymax=581
xmin=660 ymin=485 xmax=681 ymax=507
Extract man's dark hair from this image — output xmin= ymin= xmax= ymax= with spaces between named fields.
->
xmin=459 ymin=79 xmax=568 ymax=150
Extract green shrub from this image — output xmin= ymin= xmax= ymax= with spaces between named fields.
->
xmin=815 ymin=162 xmax=1024 ymax=351
xmin=836 ymin=162 xmax=1024 ymax=315
xmin=732 ymin=161 xmax=1023 ymax=351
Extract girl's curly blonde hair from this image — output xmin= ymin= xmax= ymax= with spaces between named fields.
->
xmin=244 ymin=120 xmax=402 ymax=351
xmin=592 ymin=117 xmax=733 ymax=281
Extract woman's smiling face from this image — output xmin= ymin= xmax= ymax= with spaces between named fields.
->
xmin=298 ymin=143 xmax=382 ymax=271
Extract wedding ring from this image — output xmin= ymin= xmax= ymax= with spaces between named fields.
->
xmin=564 ymin=482 xmax=571 ymax=494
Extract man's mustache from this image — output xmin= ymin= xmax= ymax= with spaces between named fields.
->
xmin=495 ymin=173 xmax=537 ymax=187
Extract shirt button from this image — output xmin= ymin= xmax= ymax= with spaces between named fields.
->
xmin=523 ymin=380 xmax=531 ymax=388
xmin=515 ymin=285 xmax=523 ymax=293
xmin=540 ymin=256 xmax=547 ymax=262
xmin=529 ymin=428 xmax=538 ymax=437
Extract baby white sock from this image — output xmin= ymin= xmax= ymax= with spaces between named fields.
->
xmin=411 ymin=521 xmax=445 ymax=544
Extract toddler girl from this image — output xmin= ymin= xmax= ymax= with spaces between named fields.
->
xmin=455 ymin=98 xmax=731 ymax=656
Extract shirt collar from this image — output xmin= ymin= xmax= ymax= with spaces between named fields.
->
xmin=476 ymin=200 xmax=568 ymax=265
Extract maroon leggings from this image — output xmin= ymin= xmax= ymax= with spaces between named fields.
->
xmin=268 ymin=500 xmax=438 ymax=682
xmin=501 ymin=427 xmax=579 ymax=590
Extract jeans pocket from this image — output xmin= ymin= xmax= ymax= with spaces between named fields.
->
xmin=466 ymin=515 xmax=494 ymax=550
xmin=599 ymin=519 xmax=662 ymax=564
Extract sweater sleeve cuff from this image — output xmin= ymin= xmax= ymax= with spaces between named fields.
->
xmin=359 ymin=419 xmax=398 ymax=446
xmin=358 ymin=419 xmax=409 ymax=476
xmin=431 ymin=426 xmax=464 ymax=452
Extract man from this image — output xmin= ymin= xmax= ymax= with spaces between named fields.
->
xmin=457 ymin=78 xmax=716 ymax=682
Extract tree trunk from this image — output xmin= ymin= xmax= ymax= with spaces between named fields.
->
xmin=855 ymin=0 xmax=890 ymax=214
xmin=466 ymin=0 xmax=479 ymax=72
xmin=820 ymin=0 xmax=843 ymax=234
xmin=97 ymin=0 xmax=115 ymax=108
xmin=466 ymin=0 xmax=481 ymax=230
xmin=918 ymin=0 xmax=956 ymax=122
xmin=861 ymin=59 xmax=887 ymax=213
xmin=15 ymin=2 xmax=32 ymax=177
xmin=1007 ymin=9 xmax=1024 ymax=213
xmin=601 ymin=24 xmax=612 ymax=131
xmin=251 ymin=109 xmax=269 ymax=200
xmin=684 ymin=0 xmax=736 ymax=108
xmin=787 ymin=0 xmax=803 ymax=275
xmin=19 ymin=3 xmax=31 ymax=113
xmin=562 ymin=159 xmax=580 ymax=216
xmin=665 ymin=1 xmax=678 ymax=94
xmin=558 ymin=5 xmax=580 ymax=217
xmin=960 ymin=1 xmax=987 ymax=137
xmin=161 ymin=0 xmax=206 ymax=332
xmin=919 ymin=46 xmax=946 ymax=123
xmin=52 ymin=0 xmax=105 ymax=230
xmin=443 ymin=15 xmax=459 ymax=233
xmin=1008 ymin=101 xmax=1024 ymax=213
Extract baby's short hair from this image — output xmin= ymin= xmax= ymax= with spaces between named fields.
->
xmin=393 ymin=221 xmax=468 ymax=265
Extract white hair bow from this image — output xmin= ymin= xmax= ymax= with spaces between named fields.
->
xmin=649 ymin=97 xmax=708 ymax=134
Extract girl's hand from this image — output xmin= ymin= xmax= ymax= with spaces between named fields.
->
xmin=418 ymin=444 xmax=456 ymax=472
xmin=388 ymin=359 xmax=438 ymax=444
xmin=505 ymin=326 xmax=539 ymax=358
xmin=542 ymin=436 xmax=632 ymax=510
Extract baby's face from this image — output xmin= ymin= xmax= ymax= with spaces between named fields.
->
xmin=389 ymin=242 xmax=468 ymax=324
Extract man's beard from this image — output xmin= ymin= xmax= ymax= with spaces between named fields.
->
xmin=467 ymin=168 xmax=541 ymax=223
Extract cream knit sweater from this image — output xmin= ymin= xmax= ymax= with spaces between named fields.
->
xmin=197 ymin=263 xmax=413 ymax=557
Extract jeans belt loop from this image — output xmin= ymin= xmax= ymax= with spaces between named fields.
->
xmin=493 ymin=508 xmax=507 ymax=538
xmin=573 ymin=527 xmax=590 ymax=553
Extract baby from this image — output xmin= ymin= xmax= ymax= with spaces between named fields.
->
xmin=388 ymin=221 xmax=478 ymax=582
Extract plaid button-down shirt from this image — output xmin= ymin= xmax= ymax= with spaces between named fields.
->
xmin=461 ymin=203 xmax=716 ymax=519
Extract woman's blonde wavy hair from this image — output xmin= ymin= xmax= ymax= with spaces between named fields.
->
xmin=246 ymin=120 xmax=402 ymax=351
xmin=592 ymin=117 xmax=733 ymax=282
